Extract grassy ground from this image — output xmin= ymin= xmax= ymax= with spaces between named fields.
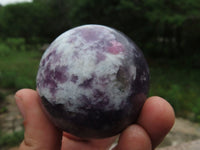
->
xmin=149 ymin=66 xmax=200 ymax=121
xmin=0 ymin=130 xmax=24 ymax=149
xmin=0 ymin=43 xmax=41 ymax=90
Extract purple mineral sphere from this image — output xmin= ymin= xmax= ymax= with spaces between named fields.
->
xmin=36 ymin=24 xmax=149 ymax=138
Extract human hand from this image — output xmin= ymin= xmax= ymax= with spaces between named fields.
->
xmin=15 ymin=89 xmax=175 ymax=150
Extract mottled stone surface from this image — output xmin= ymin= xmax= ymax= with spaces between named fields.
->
xmin=36 ymin=25 xmax=149 ymax=138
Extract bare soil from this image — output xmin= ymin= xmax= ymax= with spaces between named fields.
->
xmin=158 ymin=118 xmax=200 ymax=148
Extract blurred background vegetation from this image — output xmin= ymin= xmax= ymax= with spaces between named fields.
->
xmin=0 ymin=0 xmax=200 ymax=119
xmin=0 ymin=0 xmax=200 ymax=147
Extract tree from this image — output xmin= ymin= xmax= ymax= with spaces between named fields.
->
xmin=143 ymin=0 xmax=200 ymax=56
xmin=0 ymin=0 xmax=199 ymax=57
xmin=33 ymin=0 xmax=71 ymax=38
xmin=67 ymin=0 xmax=151 ymax=48
xmin=0 ymin=2 xmax=53 ymax=41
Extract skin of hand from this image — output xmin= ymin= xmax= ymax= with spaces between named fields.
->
xmin=15 ymin=89 xmax=175 ymax=150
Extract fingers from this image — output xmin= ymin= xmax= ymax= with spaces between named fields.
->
xmin=113 ymin=96 xmax=175 ymax=150
xmin=137 ymin=96 xmax=175 ymax=149
xmin=15 ymin=89 xmax=62 ymax=150
xmin=112 ymin=125 xmax=152 ymax=150
xmin=15 ymin=89 xmax=174 ymax=150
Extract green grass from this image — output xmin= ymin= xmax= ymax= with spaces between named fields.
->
xmin=149 ymin=66 xmax=200 ymax=122
xmin=0 ymin=130 xmax=24 ymax=148
xmin=0 ymin=42 xmax=41 ymax=90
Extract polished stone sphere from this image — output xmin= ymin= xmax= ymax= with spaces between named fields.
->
xmin=36 ymin=25 xmax=149 ymax=138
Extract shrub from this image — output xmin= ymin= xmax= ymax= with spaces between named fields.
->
xmin=0 ymin=71 xmax=17 ymax=89
xmin=0 ymin=91 xmax=5 ymax=103
xmin=15 ymin=76 xmax=36 ymax=89
xmin=6 ymin=38 xmax=26 ymax=51
xmin=0 ymin=44 xmax=11 ymax=56
xmin=0 ymin=130 xmax=24 ymax=148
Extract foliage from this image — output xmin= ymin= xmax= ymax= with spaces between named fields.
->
xmin=0 ymin=106 xmax=8 ymax=113
xmin=0 ymin=2 xmax=53 ymax=42
xmin=0 ymin=43 xmax=11 ymax=56
xmin=143 ymin=0 xmax=200 ymax=57
xmin=0 ymin=40 xmax=41 ymax=90
xmin=67 ymin=0 xmax=150 ymax=45
xmin=0 ymin=130 xmax=24 ymax=148
xmin=0 ymin=0 xmax=199 ymax=57
xmin=63 ymin=0 xmax=200 ymax=57
xmin=0 ymin=91 xmax=5 ymax=103
xmin=149 ymin=65 xmax=200 ymax=121
xmin=5 ymin=38 xmax=26 ymax=51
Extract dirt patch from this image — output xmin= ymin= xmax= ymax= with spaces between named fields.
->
xmin=0 ymin=95 xmax=23 ymax=150
xmin=158 ymin=118 xmax=200 ymax=148
xmin=0 ymin=95 xmax=23 ymax=135
xmin=157 ymin=139 xmax=200 ymax=150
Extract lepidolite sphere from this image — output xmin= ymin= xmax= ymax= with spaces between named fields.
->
xmin=36 ymin=25 xmax=149 ymax=138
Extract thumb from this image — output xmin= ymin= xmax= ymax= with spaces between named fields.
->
xmin=15 ymin=89 xmax=62 ymax=150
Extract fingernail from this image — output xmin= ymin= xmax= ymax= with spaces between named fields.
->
xmin=15 ymin=95 xmax=26 ymax=119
